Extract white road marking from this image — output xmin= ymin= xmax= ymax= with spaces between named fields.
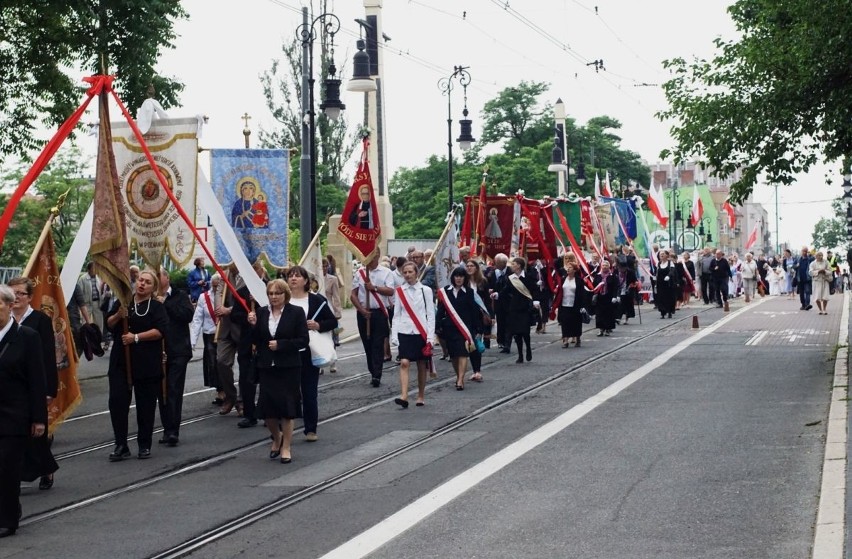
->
xmin=745 ymin=330 xmax=768 ymax=346
xmin=318 ymin=300 xmax=765 ymax=559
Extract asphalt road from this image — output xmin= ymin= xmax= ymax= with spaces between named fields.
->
xmin=0 ymin=293 xmax=843 ymax=559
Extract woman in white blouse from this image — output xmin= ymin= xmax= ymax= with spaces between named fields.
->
xmin=390 ymin=262 xmax=435 ymax=407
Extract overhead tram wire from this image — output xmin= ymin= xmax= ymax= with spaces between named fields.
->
xmin=265 ymin=0 xmax=499 ymax=99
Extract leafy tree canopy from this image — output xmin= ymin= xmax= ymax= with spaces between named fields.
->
xmin=0 ymin=0 xmax=187 ymax=164
xmin=812 ymin=199 xmax=846 ymax=254
xmin=390 ymin=81 xmax=650 ymax=239
xmin=0 ymin=146 xmax=93 ymax=269
xmin=658 ymin=0 xmax=852 ymax=203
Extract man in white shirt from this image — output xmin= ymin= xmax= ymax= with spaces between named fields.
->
xmin=351 ymin=249 xmax=396 ymax=387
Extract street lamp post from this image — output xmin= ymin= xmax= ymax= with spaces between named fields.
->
xmin=698 ymin=216 xmax=714 ymax=247
xmin=438 ymin=66 xmax=475 ymax=212
xmin=297 ymin=8 xmax=347 ymax=255
xmin=681 ymin=201 xmax=694 ymax=228
xmin=668 ymin=184 xmax=680 ymax=252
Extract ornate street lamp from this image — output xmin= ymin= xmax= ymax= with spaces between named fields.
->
xmin=438 ymin=66 xmax=475 ymax=212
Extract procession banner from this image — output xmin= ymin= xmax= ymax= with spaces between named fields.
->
xmin=111 ymin=117 xmax=199 ymax=268
xmin=593 ymin=203 xmax=620 ymax=251
xmin=298 ymin=222 xmax=327 ymax=296
xmin=551 ymin=199 xmax=583 ymax=249
xmin=210 ymin=149 xmax=289 ymax=267
xmin=599 ymin=196 xmax=638 ymax=242
xmin=431 ymin=212 xmax=460 ymax=289
xmin=24 ymin=226 xmax=81 ymax=435
xmin=473 ymin=195 xmax=516 ymax=259
xmin=338 ymin=139 xmax=381 ymax=262
xmin=518 ymin=197 xmax=557 ymax=262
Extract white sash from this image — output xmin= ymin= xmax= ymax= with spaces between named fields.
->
xmin=436 ymin=287 xmax=475 ymax=345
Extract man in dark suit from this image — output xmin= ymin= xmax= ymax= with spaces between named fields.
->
xmin=156 ymin=269 xmax=195 ymax=446
xmin=0 ymin=284 xmax=47 ymax=537
xmin=231 ymin=264 xmax=267 ymax=429
xmin=709 ymin=249 xmax=732 ymax=308
xmin=486 ymin=253 xmax=511 ymax=352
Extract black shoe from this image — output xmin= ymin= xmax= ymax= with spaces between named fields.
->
xmin=526 ymin=350 xmax=532 ymax=361
xmin=371 ymin=378 xmax=381 ymax=388
xmin=237 ymin=418 xmax=258 ymax=428
xmin=394 ymin=398 xmax=409 ymax=409
xmin=158 ymin=437 xmax=169 ymax=445
xmin=515 ymin=357 xmax=523 ymax=364
xmin=499 ymin=348 xmax=511 ymax=354
xmin=38 ymin=475 xmax=54 ymax=490
xmin=0 ymin=528 xmax=15 ymax=538
xmin=597 ymin=331 xmax=605 ymax=337
xmin=138 ymin=448 xmax=151 ymax=459
xmin=806 ymin=304 xmax=813 ymax=310
xmin=166 ymin=434 xmax=179 ymax=447
xmin=108 ymin=444 xmax=131 ymax=462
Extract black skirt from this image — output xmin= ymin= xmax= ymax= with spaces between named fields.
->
xmin=20 ymin=433 xmax=58 ymax=482
xmin=397 ymin=333 xmax=428 ymax=362
xmin=256 ymin=365 xmax=302 ymax=420
xmin=558 ymin=306 xmax=583 ymax=338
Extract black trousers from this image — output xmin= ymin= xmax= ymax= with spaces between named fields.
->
xmin=469 ymin=347 xmax=482 ymax=372
xmin=237 ymin=351 xmax=257 ymax=420
xmin=301 ymin=363 xmax=320 ymax=434
xmin=216 ymin=333 xmax=238 ymax=406
xmin=357 ymin=309 xmax=389 ymax=380
xmin=701 ymin=273 xmax=716 ymax=304
xmin=495 ymin=307 xmax=508 ymax=347
xmin=201 ymin=333 xmax=219 ymax=389
xmin=713 ymin=278 xmax=729 ymax=305
xmin=157 ymin=354 xmax=190 ymax=438
xmin=109 ymin=372 xmax=159 ymax=450
xmin=0 ymin=436 xmax=25 ymax=530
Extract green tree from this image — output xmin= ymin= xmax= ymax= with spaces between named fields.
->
xmin=0 ymin=1 xmax=187 ymax=164
xmin=259 ymin=0 xmax=356 ymax=231
xmin=812 ymin=199 xmax=845 ymax=252
xmin=0 ymin=146 xmax=94 ymax=268
xmin=474 ymin=80 xmax=551 ymax=158
xmin=658 ymin=0 xmax=852 ymax=202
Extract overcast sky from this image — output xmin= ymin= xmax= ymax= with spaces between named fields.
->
xmin=68 ymin=0 xmax=838 ymax=248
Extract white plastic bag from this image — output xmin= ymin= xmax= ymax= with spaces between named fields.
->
xmin=309 ymin=330 xmax=337 ymax=368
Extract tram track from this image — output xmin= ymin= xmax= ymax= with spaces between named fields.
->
xmin=22 ymin=309 xmax=710 ymax=548
xmin=149 ymin=310 xmax=710 ymax=559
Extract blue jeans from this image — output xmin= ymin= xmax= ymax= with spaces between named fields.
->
xmin=798 ymin=281 xmax=812 ymax=308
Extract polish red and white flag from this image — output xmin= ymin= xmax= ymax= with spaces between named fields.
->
xmin=721 ymin=199 xmax=737 ymax=228
xmin=745 ymin=223 xmax=759 ymax=249
xmin=690 ymin=183 xmax=704 ymax=227
xmin=647 ymin=183 xmax=669 ymax=227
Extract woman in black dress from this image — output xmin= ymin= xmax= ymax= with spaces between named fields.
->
xmin=550 ymin=261 xmax=588 ymax=347
xmin=464 ymin=259 xmax=490 ymax=382
xmin=105 ymin=270 xmax=169 ymax=461
xmin=286 ymin=266 xmax=337 ymax=442
xmin=247 ymin=279 xmax=309 ymax=464
xmin=593 ymin=259 xmax=620 ymax=336
xmin=0 ymin=284 xmax=47 ymax=537
xmin=499 ymin=257 xmax=539 ymax=363
xmin=8 ymin=278 xmax=58 ymax=490
xmin=436 ymin=268 xmax=482 ymax=390
xmin=616 ymin=259 xmax=638 ymax=325
xmin=655 ymin=250 xmax=680 ymax=318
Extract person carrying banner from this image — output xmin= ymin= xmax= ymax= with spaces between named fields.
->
xmin=155 ymin=269 xmax=194 ymax=447
xmin=593 ymin=259 xmax=621 ymax=335
xmin=351 ymin=249 xmax=395 ymax=387
xmin=105 ymin=269 xmax=168 ymax=461
xmin=436 ymin=268 xmax=483 ymax=390
xmin=391 ymin=261 xmax=435 ymax=407
xmin=190 ymin=274 xmax=221 ymax=403
xmin=8 ymin=278 xmax=58 ymax=491
xmin=0 ymin=284 xmax=47 ymax=538
xmin=496 ymin=257 xmax=539 ymax=363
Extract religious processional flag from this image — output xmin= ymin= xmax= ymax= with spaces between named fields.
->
xmin=592 ymin=203 xmax=619 ymax=253
xmin=599 ymin=196 xmax=638 ymax=242
xmin=462 ymin=194 xmax=516 ymax=260
xmin=338 ymin=138 xmax=381 ymax=262
xmin=111 ymin=117 xmax=199 ymax=268
xmin=602 ymin=171 xmax=614 ymax=198
xmin=210 ymin=149 xmax=290 ymax=267
xmin=298 ymin=222 xmax=326 ymax=296
xmin=93 ymin=90 xmax=133 ymax=309
xmin=24 ymin=217 xmax=82 ymax=435
xmin=472 ymin=171 xmax=488 ymax=257
xmin=518 ymin=197 xmax=557 ymax=263
xmin=429 ymin=211 xmax=460 ymax=289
